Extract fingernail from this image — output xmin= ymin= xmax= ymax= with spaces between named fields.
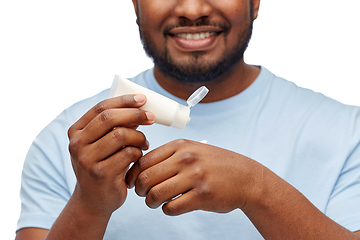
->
xmin=145 ymin=112 xmax=155 ymax=122
xmin=134 ymin=94 xmax=146 ymax=104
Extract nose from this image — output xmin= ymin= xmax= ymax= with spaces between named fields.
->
xmin=174 ymin=0 xmax=212 ymax=21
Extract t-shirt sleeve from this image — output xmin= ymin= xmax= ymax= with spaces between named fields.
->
xmin=325 ymin=108 xmax=360 ymax=232
xmin=17 ymin=110 xmax=76 ymax=231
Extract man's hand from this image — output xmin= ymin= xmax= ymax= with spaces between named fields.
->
xmin=126 ymin=139 xmax=360 ymax=240
xmin=125 ymin=139 xmax=262 ymax=216
xmin=67 ymin=94 xmax=155 ymax=217
xmin=19 ymin=94 xmax=156 ymax=240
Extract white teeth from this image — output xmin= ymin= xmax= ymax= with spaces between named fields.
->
xmin=176 ymin=32 xmax=216 ymax=40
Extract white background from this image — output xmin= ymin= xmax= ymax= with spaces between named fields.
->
xmin=1 ymin=0 xmax=359 ymax=239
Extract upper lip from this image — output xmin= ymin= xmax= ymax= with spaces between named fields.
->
xmin=168 ymin=26 xmax=223 ymax=35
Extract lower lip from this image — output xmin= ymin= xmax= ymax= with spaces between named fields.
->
xmin=171 ymin=34 xmax=219 ymax=52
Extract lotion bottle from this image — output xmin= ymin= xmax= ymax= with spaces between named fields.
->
xmin=108 ymin=75 xmax=209 ymax=129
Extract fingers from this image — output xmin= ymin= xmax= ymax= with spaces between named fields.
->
xmin=68 ymin=93 xmax=154 ymax=165
xmin=81 ymin=108 xmax=153 ymax=144
xmin=144 ymin=174 xmax=193 ymax=210
xmin=125 ymin=140 xmax=179 ymax=188
xmin=68 ymin=94 xmax=153 ymax=138
xmin=70 ymin=146 xmax=143 ymax=216
xmin=162 ymin=190 xmax=200 ymax=216
xmin=66 ymin=94 xmax=157 ymax=216
xmin=124 ymin=139 xmax=246 ymax=216
xmin=141 ymin=175 xmax=203 ymax=216
xmin=90 ymin=127 xmax=149 ymax=163
xmin=125 ymin=139 xmax=202 ymax=212
xmin=132 ymin=152 xmax=181 ymax=197
xmin=94 ymin=146 xmax=144 ymax=181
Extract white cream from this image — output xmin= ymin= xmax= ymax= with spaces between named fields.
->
xmin=108 ymin=75 xmax=209 ymax=129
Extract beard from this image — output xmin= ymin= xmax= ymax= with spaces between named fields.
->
xmin=137 ymin=4 xmax=254 ymax=83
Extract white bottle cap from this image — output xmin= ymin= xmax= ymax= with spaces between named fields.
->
xmin=187 ymin=86 xmax=209 ymax=107
xmin=171 ymin=86 xmax=209 ymax=129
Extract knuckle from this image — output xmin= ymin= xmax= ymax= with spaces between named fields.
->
xmin=94 ymin=101 xmax=108 ymax=115
xmin=162 ymin=202 xmax=178 ymax=216
xmin=129 ymin=108 xmax=146 ymax=123
xmin=118 ymin=94 xmax=140 ymax=107
xmin=132 ymin=108 xmax=143 ymax=119
xmin=179 ymin=151 xmax=198 ymax=165
xmin=116 ymin=95 xmax=128 ymax=106
xmin=114 ymin=95 xmax=136 ymax=108
xmin=136 ymin=172 xmax=150 ymax=195
xmin=89 ymin=164 xmax=106 ymax=181
xmin=99 ymin=110 xmax=114 ymax=126
xmin=137 ymin=157 xmax=149 ymax=172
xmin=173 ymin=139 xmax=188 ymax=147
xmin=191 ymin=166 xmax=205 ymax=181
xmin=122 ymin=146 xmax=142 ymax=160
xmin=113 ymin=128 xmax=127 ymax=142
xmin=76 ymin=154 xmax=91 ymax=169
xmin=68 ymin=137 xmax=82 ymax=155
xmin=147 ymin=187 xmax=162 ymax=207
xmin=197 ymin=184 xmax=213 ymax=200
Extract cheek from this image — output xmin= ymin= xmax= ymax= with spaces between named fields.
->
xmin=211 ymin=1 xmax=251 ymax=25
xmin=138 ymin=0 xmax=175 ymax=26
xmin=138 ymin=0 xmax=176 ymax=46
xmin=212 ymin=2 xmax=252 ymax=46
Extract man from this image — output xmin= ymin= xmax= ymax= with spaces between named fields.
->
xmin=16 ymin=0 xmax=360 ymax=239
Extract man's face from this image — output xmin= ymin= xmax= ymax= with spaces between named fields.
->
xmin=133 ymin=0 xmax=256 ymax=83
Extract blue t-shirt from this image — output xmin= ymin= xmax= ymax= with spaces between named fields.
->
xmin=17 ymin=67 xmax=360 ymax=239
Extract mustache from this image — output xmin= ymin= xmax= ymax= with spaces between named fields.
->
xmin=163 ymin=19 xmax=230 ymax=36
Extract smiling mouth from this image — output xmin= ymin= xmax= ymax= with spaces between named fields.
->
xmin=168 ymin=30 xmax=222 ymax=52
xmin=172 ymin=31 xmax=218 ymax=40
xmin=166 ymin=25 xmax=225 ymax=51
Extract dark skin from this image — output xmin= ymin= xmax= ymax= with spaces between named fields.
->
xmin=153 ymin=58 xmax=260 ymax=103
xmin=16 ymin=94 xmax=155 ymax=240
xmin=126 ymin=139 xmax=360 ymax=239
xmin=16 ymin=0 xmax=360 ymax=239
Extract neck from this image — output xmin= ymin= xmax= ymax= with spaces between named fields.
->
xmin=153 ymin=59 xmax=260 ymax=103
